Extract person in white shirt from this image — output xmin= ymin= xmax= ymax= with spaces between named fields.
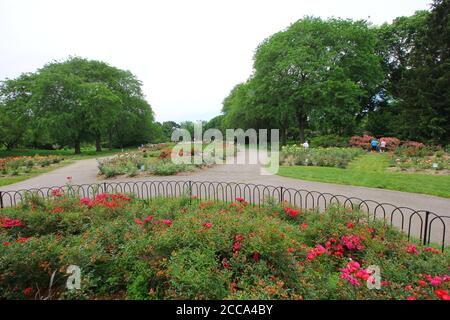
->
xmin=379 ymin=140 xmax=386 ymax=153
xmin=303 ymin=141 xmax=309 ymax=149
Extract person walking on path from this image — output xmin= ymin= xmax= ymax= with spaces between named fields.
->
xmin=379 ymin=140 xmax=386 ymax=153
xmin=371 ymin=138 xmax=378 ymax=152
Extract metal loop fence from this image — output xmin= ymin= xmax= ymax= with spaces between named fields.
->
xmin=0 ymin=180 xmax=448 ymax=251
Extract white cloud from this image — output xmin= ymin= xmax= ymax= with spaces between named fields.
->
xmin=0 ymin=0 xmax=431 ymax=122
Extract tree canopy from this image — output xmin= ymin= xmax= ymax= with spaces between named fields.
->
xmin=220 ymin=1 xmax=450 ymax=145
xmin=0 ymin=57 xmax=157 ymax=153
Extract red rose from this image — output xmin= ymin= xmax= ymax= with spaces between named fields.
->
xmin=23 ymin=287 xmax=33 ymax=296
xmin=202 ymin=222 xmax=213 ymax=229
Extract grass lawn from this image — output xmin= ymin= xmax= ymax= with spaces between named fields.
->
xmin=0 ymin=147 xmax=137 ymax=160
xmin=0 ymin=147 xmax=137 ymax=187
xmin=278 ymin=153 xmax=450 ymax=198
xmin=0 ymin=159 xmax=75 ymax=187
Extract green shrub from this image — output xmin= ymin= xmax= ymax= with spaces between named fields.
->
xmin=39 ymin=159 xmax=50 ymax=167
xmin=148 ymin=161 xmax=194 ymax=176
xmin=280 ymin=146 xmax=364 ymax=168
xmin=310 ymin=135 xmax=349 ymax=148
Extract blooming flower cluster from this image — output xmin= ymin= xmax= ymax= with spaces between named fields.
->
xmin=284 ymin=207 xmax=301 ymax=218
xmin=51 ymin=188 xmax=64 ymax=197
xmin=80 ymin=193 xmax=131 ymax=208
xmin=406 ymin=243 xmax=441 ymax=255
xmin=3 ymin=236 xmax=32 ymax=246
xmin=406 ymin=243 xmax=419 ymax=254
xmin=339 ymin=261 xmax=373 ymax=287
xmin=341 ymin=235 xmax=365 ymax=251
xmin=135 ymin=215 xmax=172 ymax=226
xmin=306 ymin=245 xmax=327 ymax=261
xmin=434 ymin=289 xmax=450 ymax=300
xmin=233 ymin=234 xmax=244 ymax=254
xmin=324 ymin=239 xmax=345 ymax=258
xmin=420 ymin=274 xmax=450 ymax=287
xmin=0 ymin=216 xmax=25 ymax=229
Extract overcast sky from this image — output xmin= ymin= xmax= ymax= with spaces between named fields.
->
xmin=0 ymin=0 xmax=431 ymax=122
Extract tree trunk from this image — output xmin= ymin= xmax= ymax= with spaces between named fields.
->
xmin=95 ymin=134 xmax=102 ymax=152
xmin=74 ymin=141 xmax=81 ymax=155
xmin=108 ymin=130 xmax=113 ymax=150
xmin=297 ymin=112 xmax=306 ymax=143
xmin=280 ymin=127 xmax=287 ymax=146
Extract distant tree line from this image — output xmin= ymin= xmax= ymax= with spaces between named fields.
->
xmin=0 ymin=57 xmax=160 ymax=153
xmin=219 ymin=0 xmax=450 ymax=145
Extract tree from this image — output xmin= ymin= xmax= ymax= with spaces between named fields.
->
xmin=244 ymin=17 xmax=383 ymax=142
xmin=398 ymin=0 xmax=450 ymax=144
xmin=4 ymin=57 xmax=158 ymax=153
xmin=0 ymin=74 xmax=34 ymax=149
xmin=371 ymin=11 xmax=429 ymax=139
xmin=161 ymin=121 xmax=180 ymax=141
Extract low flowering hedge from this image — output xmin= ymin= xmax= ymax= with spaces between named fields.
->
xmin=280 ymin=146 xmax=364 ymax=168
xmin=98 ymin=143 xmax=236 ymax=178
xmin=391 ymin=146 xmax=449 ymax=172
xmin=0 ymin=155 xmax=65 ymax=176
xmin=0 ymin=193 xmax=449 ymax=300
xmin=349 ymin=136 xmax=425 ymax=152
xmin=349 ymin=135 xmax=374 ymax=150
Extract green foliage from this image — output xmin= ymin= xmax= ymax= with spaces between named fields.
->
xmin=221 ymin=4 xmax=449 ymax=146
xmin=280 ymin=146 xmax=364 ymax=168
xmin=0 ymin=195 xmax=449 ymax=300
xmin=391 ymin=146 xmax=449 ymax=171
xmin=0 ymin=74 xmax=35 ymax=150
xmin=310 ymin=135 xmax=349 ymax=148
xmin=223 ymin=17 xmax=383 ymax=142
xmin=0 ymin=57 xmax=157 ymax=154
xmin=279 ymin=153 xmax=450 ymax=198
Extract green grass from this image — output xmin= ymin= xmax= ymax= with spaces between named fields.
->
xmin=0 ymin=159 xmax=75 ymax=187
xmin=0 ymin=147 xmax=137 ymax=187
xmin=0 ymin=147 xmax=137 ymax=160
xmin=278 ymin=153 xmax=450 ymax=198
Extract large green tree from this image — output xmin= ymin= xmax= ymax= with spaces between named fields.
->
xmin=1 ymin=57 xmax=156 ymax=153
xmin=0 ymin=74 xmax=35 ymax=149
xmin=223 ymin=17 xmax=383 ymax=143
xmin=398 ymin=0 xmax=450 ymax=144
xmin=368 ymin=11 xmax=429 ymax=138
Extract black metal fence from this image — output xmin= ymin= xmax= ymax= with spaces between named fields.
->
xmin=1 ymin=180 xmax=449 ymax=251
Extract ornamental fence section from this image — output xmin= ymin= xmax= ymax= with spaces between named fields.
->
xmin=0 ymin=180 xmax=448 ymax=251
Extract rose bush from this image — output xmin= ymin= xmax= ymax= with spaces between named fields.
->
xmin=280 ymin=146 xmax=364 ymax=168
xmin=98 ymin=143 xmax=236 ymax=178
xmin=391 ymin=146 xmax=449 ymax=172
xmin=0 ymin=155 xmax=65 ymax=176
xmin=0 ymin=193 xmax=448 ymax=300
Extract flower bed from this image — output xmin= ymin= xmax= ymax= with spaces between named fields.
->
xmin=1 ymin=193 xmax=448 ymax=300
xmin=98 ymin=143 xmax=236 ymax=178
xmin=391 ymin=146 xmax=449 ymax=172
xmin=280 ymin=146 xmax=364 ymax=168
xmin=349 ymin=136 xmax=425 ymax=152
xmin=0 ymin=155 xmax=65 ymax=176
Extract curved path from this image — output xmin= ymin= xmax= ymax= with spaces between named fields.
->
xmin=2 ymin=149 xmax=449 ymax=217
